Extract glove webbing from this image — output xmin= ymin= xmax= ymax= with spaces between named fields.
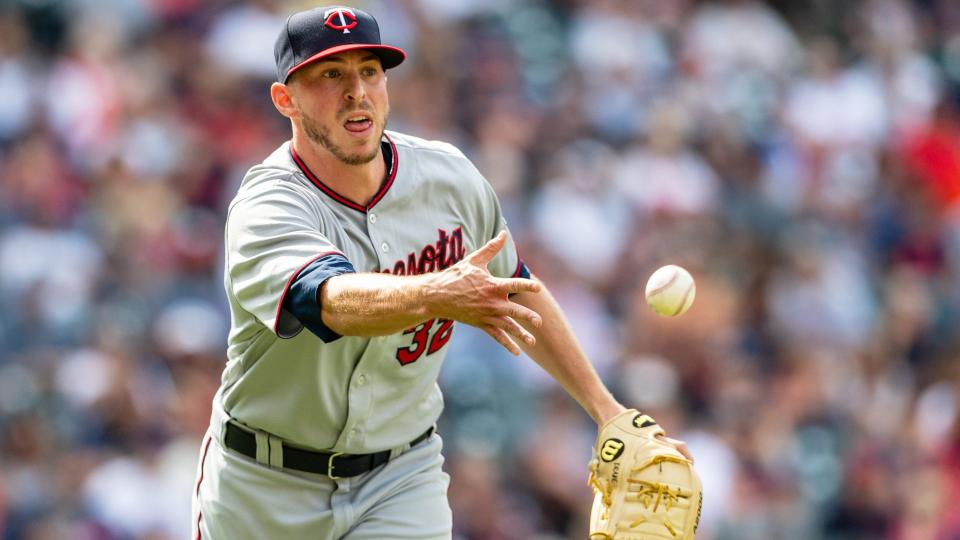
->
xmin=589 ymin=454 xmax=693 ymax=538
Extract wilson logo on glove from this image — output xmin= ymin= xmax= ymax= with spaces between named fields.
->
xmin=600 ymin=439 xmax=625 ymax=462
xmin=632 ymin=414 xmax=657 ymax=429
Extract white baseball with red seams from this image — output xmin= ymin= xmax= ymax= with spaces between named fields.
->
xmin=644 ymin=264 xmax=696 ymax=317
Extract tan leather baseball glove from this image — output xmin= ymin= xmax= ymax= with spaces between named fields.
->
xmin=588 ymin=409 xmax=702 ymax=539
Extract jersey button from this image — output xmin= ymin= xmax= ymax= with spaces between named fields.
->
xmin=380 ymin=242 xmax=389 ymax=253
xmin=368 ymin=213 xmax=377 ymax=224
xmin=357 ymin=374 xmax=366 ymax=386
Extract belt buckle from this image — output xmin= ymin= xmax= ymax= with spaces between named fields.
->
xmin=327 ymin=452 xmax=345 ymax=480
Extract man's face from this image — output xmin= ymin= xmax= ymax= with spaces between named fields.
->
xmin=288 ymin=50 xmax=389 ymax=165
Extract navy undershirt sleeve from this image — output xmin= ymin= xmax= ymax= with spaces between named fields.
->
xmin=285 ymin=253 xmax=356 ymax=343
xmin=515 ymin=260 xmax=531 ymax=279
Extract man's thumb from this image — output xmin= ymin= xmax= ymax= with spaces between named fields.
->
xmin=466 ymin=230 xmax=507 ymax=265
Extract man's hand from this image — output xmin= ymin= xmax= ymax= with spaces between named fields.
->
xmin=656 ymin=434 xmax=694 ymax=463
xmin=597 ymin=408 xmax=695 ymax=463
xmin=423 ymin=231 xmax=543 ymax=355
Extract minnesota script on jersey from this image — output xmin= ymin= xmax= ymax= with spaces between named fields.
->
xmin=220 ymin=131 xmax=524 ymax=454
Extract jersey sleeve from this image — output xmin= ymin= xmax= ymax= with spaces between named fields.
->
xmin=475 ymin=169 xmax=531 ymax=280
xmin=284 ymin=254 xmax=355 ymax=342
xmin=226 ymin=184 xmax=353 ymax=338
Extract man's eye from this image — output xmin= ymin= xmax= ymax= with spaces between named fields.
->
xmin=323 ymin=70 xmax=340 ymax=78
xmin=363 ymin=68 xmax=378 ymax=76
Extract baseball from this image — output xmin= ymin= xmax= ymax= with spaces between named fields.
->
xmin=644 ymin=265 xmax=696 ymax=317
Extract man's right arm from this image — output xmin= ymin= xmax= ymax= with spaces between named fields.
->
xmin=317 ymin=271 xmax=435 ymax=336
xmin=319 ymin=231 xmax=543 ymax=353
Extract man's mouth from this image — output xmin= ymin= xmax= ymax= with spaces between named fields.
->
xmin=344 ymin=114 xmax=373 ymax=133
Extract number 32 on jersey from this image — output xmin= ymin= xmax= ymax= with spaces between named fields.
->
xmin=396 ymin=318 xmax=454 ymax=365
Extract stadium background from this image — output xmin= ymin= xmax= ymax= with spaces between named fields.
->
xmin=1 ymin=0 xmax=960 ymax=538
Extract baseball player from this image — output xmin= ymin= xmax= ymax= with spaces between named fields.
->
xmin=192 ymin=6 xmax=694 ymax=540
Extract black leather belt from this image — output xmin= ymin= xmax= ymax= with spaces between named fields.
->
xmin=224 ymin=422 xmax=434 ymax=478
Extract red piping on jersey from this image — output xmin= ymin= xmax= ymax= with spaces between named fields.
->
xmin=194 ymin=434 xmax=212 ymax=540
xmin=512 ymin=244 xmax=524 ymax=277
xmin=273 ymin=251 xmax=346 ymax=336
xmin=290 ymin=134 xmax=399 ymax=213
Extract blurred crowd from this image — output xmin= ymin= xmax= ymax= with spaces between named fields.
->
xmin=1 ymin=0 xmax=960 ymax=538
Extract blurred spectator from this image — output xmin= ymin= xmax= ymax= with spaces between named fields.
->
xmin=204 ymin=0 xmax=284 ymax=80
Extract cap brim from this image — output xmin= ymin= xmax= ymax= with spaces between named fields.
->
xmin=285 ymin=44 xmax=406 ymax=81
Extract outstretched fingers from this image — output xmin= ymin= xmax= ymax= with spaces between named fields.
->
xmin=483 ymin=325 xmax=522 ymax=356
xmin=485 ymin=315 xmax=536 ymax=347
xmin=504 ymin=302 xmax=543 ymax=329
xmin=465 ymin=230 xmax=507 ymax=266
xmin=495 ymin=277 xmax=542 ymax=296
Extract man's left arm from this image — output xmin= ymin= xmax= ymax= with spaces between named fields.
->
xmin=466 ymin=164 xmax=678 ymax=434
xmin=512 ymin=277 xmax=692 ymax=459
xmin=511 ymin=275 xmax=626 ymax=426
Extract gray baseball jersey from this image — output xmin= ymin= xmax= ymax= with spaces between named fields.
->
xmin=219 ymin=130 xmax=524 ymax=454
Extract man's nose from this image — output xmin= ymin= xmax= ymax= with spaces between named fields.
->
xmin=344 ymin=74 xmax=365 ymax=102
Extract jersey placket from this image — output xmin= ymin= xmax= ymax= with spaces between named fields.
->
xmin=321 ymin=136 xmax=398 ymax=450
xmin=335 ymin=206 xmax=381 ymax=450
xmin=343 ymin=363 xmax=372 ymax=447
xmin=365 ymin=210 xmax=392 ymax=264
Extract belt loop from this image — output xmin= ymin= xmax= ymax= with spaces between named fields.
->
xmin=268 ymin=435 xmax=284 ymax=469
xmin=213 ymin=405 xmax=230 ymax=448
xmin=388 ymin=437 xmax=412 ymax=460
xmin=217 ymin=419 xmax=228 ymax=448
xmin=389 ymin=425 xmax=434 ymax=460
xmin=254 ymin=431 xmax=270 ymax=466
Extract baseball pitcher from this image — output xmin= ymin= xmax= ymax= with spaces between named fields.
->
xmin=191 ymin=6 xmax=701 ymax=539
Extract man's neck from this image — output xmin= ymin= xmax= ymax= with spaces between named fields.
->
xmin=291 ymin=132 xmax=386 ymax=207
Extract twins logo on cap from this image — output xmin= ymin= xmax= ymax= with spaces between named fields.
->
xmin=324 ymin=7 xmax=357 ymax=33
xmin=274 ymin=5 xmax=407 ymax=83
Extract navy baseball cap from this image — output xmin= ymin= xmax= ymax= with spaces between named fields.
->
xmin=274 ymin=6 xmax=406 ymax=83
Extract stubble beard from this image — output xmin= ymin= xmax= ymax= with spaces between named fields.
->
xmin=300 ymin=108 xmax=385 ymax=166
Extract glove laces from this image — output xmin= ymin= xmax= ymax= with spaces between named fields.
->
xmin=587 ymin=460 xmax=613 ymax=520
xmin=589 ymin=453 xmax=693 ymax=538
xmin=627 ymin=480 xmax=684 ymax=535
xmin=627 ymin=455 xmax=691 ymax=536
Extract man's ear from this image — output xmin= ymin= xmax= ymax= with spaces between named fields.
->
xmin=270 ymin=82 xmax=299 ymax=119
